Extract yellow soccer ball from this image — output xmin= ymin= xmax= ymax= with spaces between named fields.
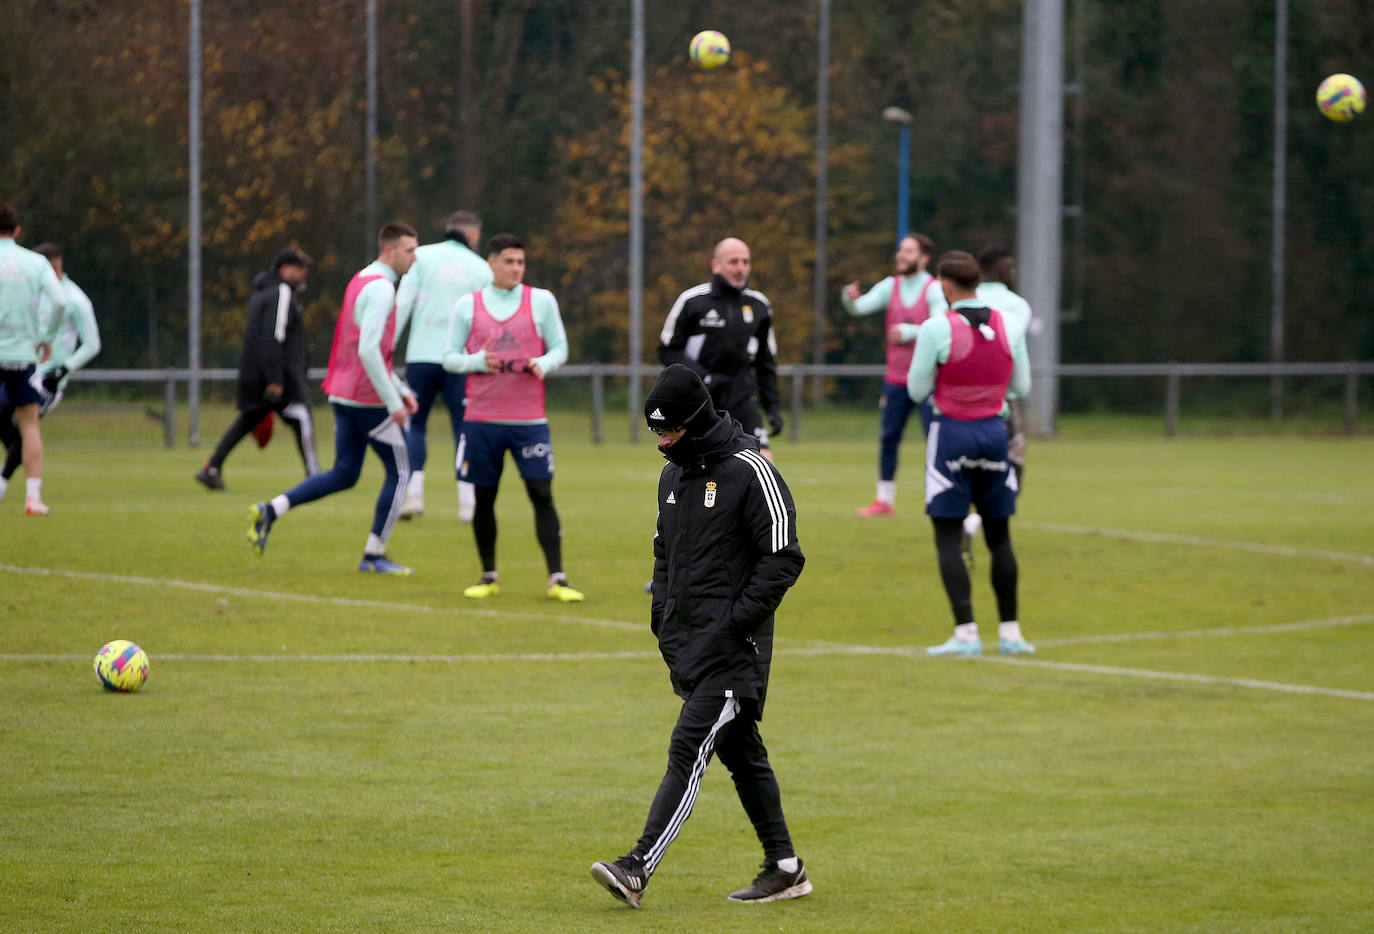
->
xmin=93 ymin=640 xmax=150 ymax=692
xmin=1316 ymin=73 xmax=1365 ymax=123
xmin=690 ymin=30 xmax=731 ymax=71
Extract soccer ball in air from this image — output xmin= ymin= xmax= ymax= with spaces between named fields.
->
xmin=1316 ymin=73 xmax=1365 ymax=123
xmin=93 ymin=640 xmax=150 ymax=692
xmin=690 ymin=30 xmax=731 ymax=70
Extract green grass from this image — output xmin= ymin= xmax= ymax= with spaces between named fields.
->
xmin=3 ymin=410 xmax=1373 ymax=932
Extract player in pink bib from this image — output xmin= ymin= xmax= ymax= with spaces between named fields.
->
xmin=441 ymin=233 xmax=584 ymax=602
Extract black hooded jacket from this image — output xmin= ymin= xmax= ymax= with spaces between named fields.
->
xmin=649 ymin=413 xmax=805 ymax=715
xmin=235 ymin=270 xmax=309 ymax=409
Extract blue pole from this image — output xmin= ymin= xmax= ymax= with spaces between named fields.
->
xmin=897 ymin=123 xmax=911 ymax=246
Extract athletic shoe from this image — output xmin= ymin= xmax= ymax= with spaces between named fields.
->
xmin=856 ymin=500 xmax=894 ymax=517
xmin=359 ymin=555 xmax=413 ymax=575
xmin=25 ymin=496 xmax=51 ymax=516
xmin=194 ymin=464 xmax=224 ymax=491
xmin=926 ymin=636 xmax=982 ymax=657
xmin=727 ymin=860 xmax=813 ymax=903
xmin=246 ymin=502 xmax=273 ymax=556
xmin=998 ymin=637 xmax=1036 ymax=656
xmin=960 ymin=530 xmax=975 ymax=571
xmin=548 ymin=582 xmax=585 ymax=602
xmin=590 ymin=855 xmax=648 ymax=908
xmin=463 ymin=580 xmax=500 ymax=599
xmin=399 ymin=496 xmax=423 ymax=520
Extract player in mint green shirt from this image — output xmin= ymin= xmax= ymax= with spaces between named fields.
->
xmin=394 ymin=210 xmax=493 ymax=521
xmin=0 ymin=204 xmax=66 ymax=514
xmin=0 ymin=242 xmax=101 ymax=500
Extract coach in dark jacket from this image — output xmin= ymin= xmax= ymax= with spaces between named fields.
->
xmin=590 ymin=364 xmax=811 ymax=909
xmin=195 ymin=248 xmax=320 ymax=490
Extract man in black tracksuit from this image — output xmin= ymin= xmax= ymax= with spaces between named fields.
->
xmin=659 ymin=238 xmax=784 ymax=458
xmin=591 ymin=364 xmax=810 ymax=908
xmin=196 ymin=248 xmax=319 ymax=490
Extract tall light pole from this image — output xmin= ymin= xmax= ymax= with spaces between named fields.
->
xmin=188 ymin=0 xmax=202 ymax=445
xmin=628 ymin=0 xmax=645 ymax=442
xmin=882 ymin=106 xmax=913 ymax=246
xmin=812 ymin=0 xmax=831 ymax=399
xmin=1270 ymin=0 xmax=1288 ymax=420
xmin=365 ymin=0 xmax=378 ymax=256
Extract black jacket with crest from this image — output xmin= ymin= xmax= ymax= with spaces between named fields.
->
xmin=649 ymin=414 xmax=804 ymax=716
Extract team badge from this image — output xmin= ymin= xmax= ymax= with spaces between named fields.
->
xmin=704 ymin=481 xmax=717 ymax=508
xmin=742 ymin=305 xmax=754 ymax=324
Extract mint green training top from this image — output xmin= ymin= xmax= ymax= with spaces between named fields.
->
xmin=0 ymin=238 xmax=66 ymax=364
xmin=841 ymin=270 xmax=949 ymax=342
xmin=40 ymin=276 xmax=101 ymax=385
xmin=441 ymin=283 xmax=570 ymax=425
xmin=329 ymin=260 xmax=412 ymax=413
xmin=395 ymin=239 xmax=494 ymax=365
xmin=906 ymin=299 xmax=1032 ymax=412
xmin=975 ymin=281 xmax=1032 ymax=335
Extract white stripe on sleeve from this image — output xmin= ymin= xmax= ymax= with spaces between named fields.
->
xmin=274 ymin=284 xmax=291 ymax=343
xmin=733 ymin=449 xmax=789 ymax=553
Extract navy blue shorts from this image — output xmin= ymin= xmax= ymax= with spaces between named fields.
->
xmin=0 ymin=364 xmax=44 ymax=408
xmin=457 ymin=421 xmax=554 ymax=487
xmin=924 ymin=415 xmax=1018 ymax=519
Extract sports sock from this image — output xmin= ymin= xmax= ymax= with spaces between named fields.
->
xmin=26 ymin=478 xmax=42 ymax=500
xmin=776 ymin=856 xmax=799 ymax=872
xmin=999 ymin=621 xmax=1025 ymax=643
xmin=480 ymin=570 xmax=498 ymax=584
xmin=406 ymin=470 xmax=424 ymax=498
xmin=962 ymin=511 xmax=983 ymax=537
xmin=876 ymin=480 xmax=895 ymax=505
xmin=365 ymin=533 xmax=386 ymax=555
xmin=548 ymin=572 xmax=568 ymax=588
xmin=270 ymin=494 xmax=291 ymax=518
xmin=0 ymin=476 xmax=7 ymax=500
xmin=954 ymin=622 xmax=979 ymax=642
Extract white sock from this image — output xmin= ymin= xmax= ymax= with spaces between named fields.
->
xmin=876 ymin=480 xmax=895 ymax=505
xmin=954 ymin=622 xmax=979 ymax=642
xmin=999 ymin=621 xmax=1024 ymax=643
xmin=457 ymin=480 xmax=475 ymax=521
xmin=407 ymin=470 xmax=425 ymax=498
xmin=26 ymin=478 xmax=42 ymax=500
xmin=962 ymin=512 xmax=983 ymax=537
xmin=776 ymin=856 xmax=799 ymax=872
xmin=0 ymin=476 xmax=7 ymax=499
xmin=365 ymin=533 xmax=386 ymax=555
xmin=270 ymin=493 xmax=292 ymax=518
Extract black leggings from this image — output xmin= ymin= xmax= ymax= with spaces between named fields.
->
xmin=932 ymin=516 xmax=1018 ymax=626
xmin=472 ymin=477 xmax=563 ymax=575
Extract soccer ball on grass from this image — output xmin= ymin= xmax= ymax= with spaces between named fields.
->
xmin=93 ymin=640 xmax=150 ymax=692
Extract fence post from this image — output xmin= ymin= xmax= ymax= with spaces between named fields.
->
xmin=164 ymin=371 xmax=177 ymax=448
xmin=1164 ymin=365 xmax=1180 ymax=437
xmin=791 ymin=366 xmax=804 ymax=443
xmin=590 ymin=364 xmax=604 ymax=444
xmin=1345 ymin=362 xmax=1358 ymax=435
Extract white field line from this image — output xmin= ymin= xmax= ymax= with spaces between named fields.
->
xmin=1021 ymin=521 xmax=1374 ymax=568
xmin=1035 ymin=613 xmax=1374 ymax=647
xmin=0 ymin=562 xmax=643 ymax=632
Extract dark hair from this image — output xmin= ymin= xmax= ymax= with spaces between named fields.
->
xmin=977 ymin=244 xmax=1017 ymax=290
xmin=0 ymin=202 xmax=18 ymax=234
xmin=485 ymin=233 xmax=525 ymax=257
xmin=377 ymin=221 xmax=418 ymax=251
xmin=445 ymin=210 xmax=481 ymax=233
xmin=904 ymin=232 xmax=936 ymax=257
xmin=33 ymin=242 xmax=62 ymax=261
xmin=936 ymin=251 xmax=981 ymax=290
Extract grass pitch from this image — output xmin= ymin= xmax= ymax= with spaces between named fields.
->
xmin=3 ymin=409 xmax=1373 ymax=932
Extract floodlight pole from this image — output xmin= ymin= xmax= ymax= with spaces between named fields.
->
xmin=1016 ymin=0 xmax=1065 ymax=438
xmin=365 ymin=0 xmax=378 ymax=255
xmin=628 ymin=0 xmax=645 ymax=442
xmin=188 ymin=0 xmax=202 ymax=446
xmin=812 ymin=0 xmax=831 ymax=400
xmin=882 ymin=106 xmax=913 ymax=247
xmin=1270 ymin=0 xmax=1287 ymax=420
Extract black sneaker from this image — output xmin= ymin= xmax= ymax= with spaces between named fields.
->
xmin=195 ymin=464 xmax=225 ymax=491
xmin=590 ymin=855 xmax=648 ymax=908
xmin=727 ymin=859 xmax=812 ymax=903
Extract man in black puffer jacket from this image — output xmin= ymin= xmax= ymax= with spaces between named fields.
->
xmin=195 ymin=248 xmax=319 ymax=490
xmin=591 ymin=364 xmax=810 ymax=909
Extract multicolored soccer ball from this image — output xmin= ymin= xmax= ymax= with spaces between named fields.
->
xmin=93 ymin=640 xmax=150 ymax=692
xmin=689 ymin=30 xmax=731 ymax=71
xmin=1316 ymin=73 xmax=1365 ymax=123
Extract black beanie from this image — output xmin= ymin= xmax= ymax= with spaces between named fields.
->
xmin=645 ymin=364 xmax=716 ymax=432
